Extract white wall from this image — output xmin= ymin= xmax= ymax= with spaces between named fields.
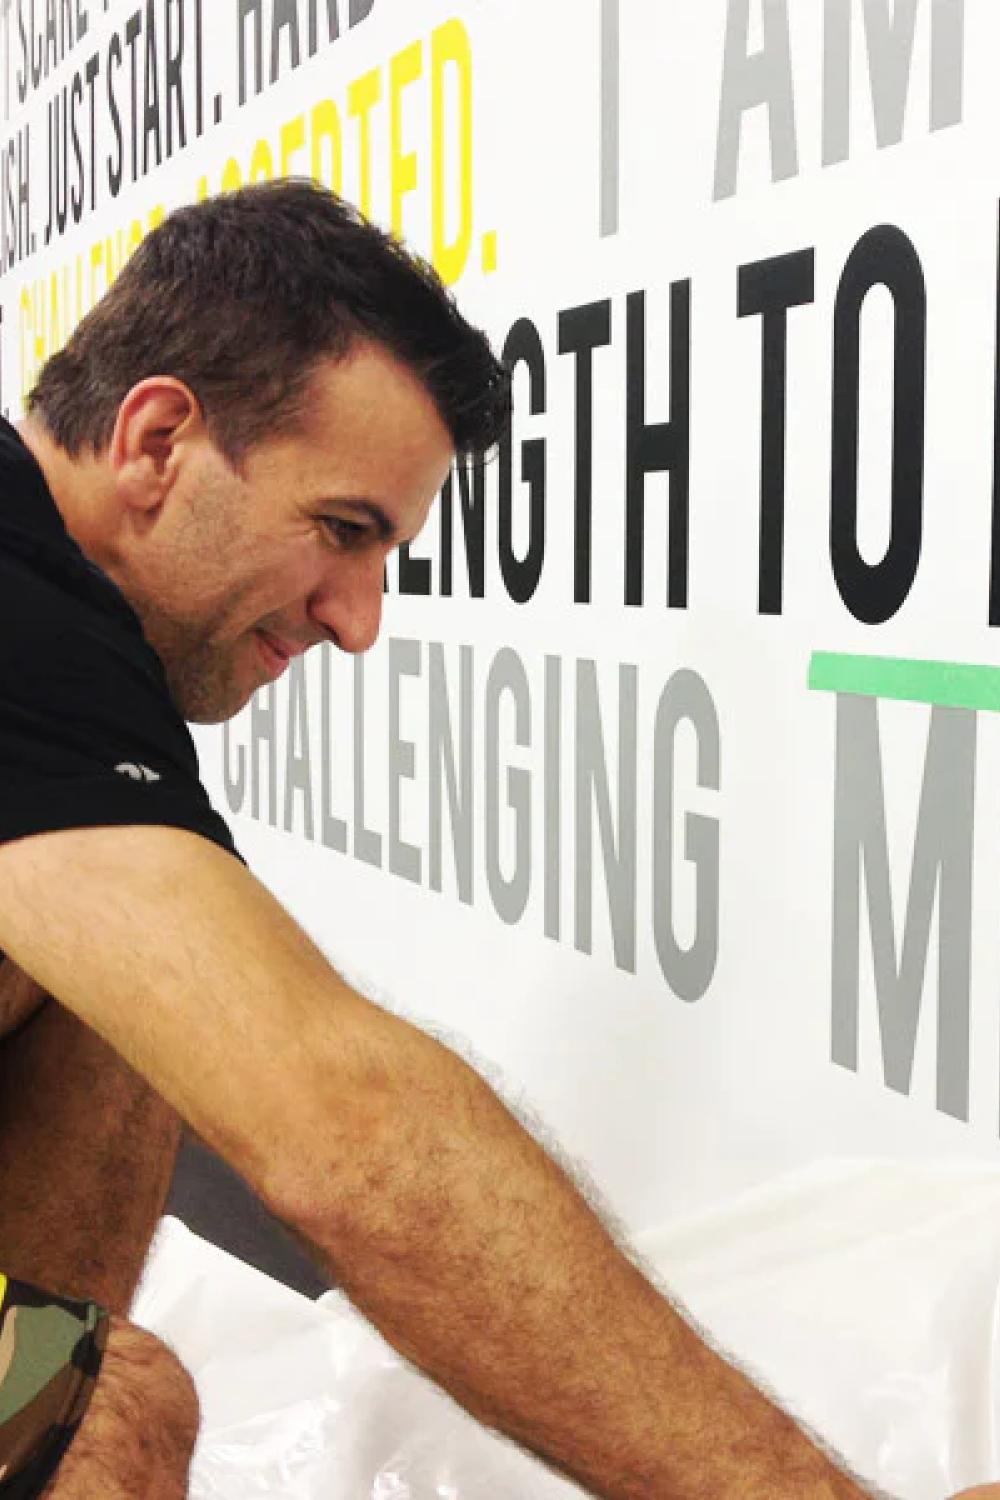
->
xmin=3 ymin=0 xmax=999 ymax=1236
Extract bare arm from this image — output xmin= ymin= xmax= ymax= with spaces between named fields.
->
xmin=0 ymin=824 xmax=878 ymax=1499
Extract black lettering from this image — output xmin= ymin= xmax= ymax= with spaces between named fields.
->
xmin=271 ymin=0 xmax=301 ymax=82
xmin=16 ymin=0 xmax=28 ymax=106
xmin=106 ymin=31 xmax=123 ymax=197
xmin=2 ymin=3 xmax=9 ymax=123
xmin=309 ymin=0 xmax=339 ymax=55
xmin=43 ymin=94 xmax=53 ymax=244
xmin=3 ymin=139 xmax=15 ymax=271
xmin=499 ymin=318 xmax=547 ymax=603
xmin=84 ymin=51 xmax=99 ymax=211
xmin=350 ymin=0 xmax=374 ymax=22
xmin=43 ymin=0 xmax=56 ymax=78
xmin=194 ymin=0 xmax=203 ymax=136
xmin=1 ymin=143 xmax=8 ymax=272
xmin=438 ymin=459 xmax=486 ymax=597
xmin=558 ymin=300 xmax=612 ymax=605
xmin=164 ymin=0 xmax=185 ymax=156
xmin=52 ymin=88 xmax=68 ymax=236
xmin=238 ymin=0 xmax=263 ymax=105
xmin=16 ymin=124 xmax=29 ymax=260
xmin=70 ymin=70 xmax=84 ymax=222
xmin=124 ymin=10 xmax=142 ymax=185
xmin=625 ymin=284 xmax=691 ymax=609
xmin=31 ymin=0 xmax=44 ymax=92
xmin=831 ymin=226 xmax=926 ymax=624
xmin=76 ymin=0 xmax=88 ymax=42
xmin=737 ymin=248 xmax=816 ymax=614
xmin=142 ymin=0 xmax=162 ymax=174
xmin=397 ymin=538 xmax=432 ymax=594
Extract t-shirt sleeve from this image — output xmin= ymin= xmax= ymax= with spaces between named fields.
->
xmin=0 ymin=548 xmax=242 ymax=861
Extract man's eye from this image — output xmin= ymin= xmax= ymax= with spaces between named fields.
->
xmin=323 ymin=518 xmax=367 ymax=547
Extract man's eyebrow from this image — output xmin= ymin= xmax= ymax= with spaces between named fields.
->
xmin=330 ymin=498 xmax=399 ymax=542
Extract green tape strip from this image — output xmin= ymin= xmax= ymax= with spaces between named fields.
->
xmin=808 ymin=652 xmax=1000 ymax=712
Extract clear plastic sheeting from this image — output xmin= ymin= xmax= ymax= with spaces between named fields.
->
xmin=131 ymin=1160 xmax=1000 ymax=1499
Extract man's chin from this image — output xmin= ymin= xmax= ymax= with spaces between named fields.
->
xmin=166 ymin=667 xmax=251 ymax=726
xmin=184 ymin=685 xmax=256 ymax=725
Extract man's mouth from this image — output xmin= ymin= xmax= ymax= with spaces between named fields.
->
xmin=256 ymin=630 xmax=292 ymax=679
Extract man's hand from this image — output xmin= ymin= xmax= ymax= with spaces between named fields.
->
xmin=952 ymin=1488 xmax=1000 ymax=1498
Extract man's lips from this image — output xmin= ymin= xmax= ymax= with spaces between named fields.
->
xmin=256 ymin=630 xmax=294 ymax=678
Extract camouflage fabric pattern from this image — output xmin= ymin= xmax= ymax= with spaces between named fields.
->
xmin=0 ymin=1274 xmax=108 ymax=1497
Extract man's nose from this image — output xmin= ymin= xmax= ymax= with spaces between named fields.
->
xmin=310 ymin=556 xmax=385 ymax=655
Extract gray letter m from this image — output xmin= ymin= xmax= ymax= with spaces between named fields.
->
xmin=832 ymin=697 xmax=975 ymax=1120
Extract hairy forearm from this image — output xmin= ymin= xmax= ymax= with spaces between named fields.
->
xmin=0 ymin=832 xmax=880 ymax=1496
xmin=0 ymin=998 xmax=181 ymax=1311
xmin=273 ymin=1021 xmax=872 ymax=1500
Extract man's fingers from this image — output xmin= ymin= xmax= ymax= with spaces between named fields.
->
xmin=951 ymin=1486 xmax=1000 ymax=1498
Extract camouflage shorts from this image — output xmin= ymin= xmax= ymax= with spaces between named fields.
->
xmin=0 ymin=1275 xmax=108 ymax=1498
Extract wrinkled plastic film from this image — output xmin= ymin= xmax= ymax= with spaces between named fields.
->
xmin=131 ymin=1160 xmax=1000 ymax=1498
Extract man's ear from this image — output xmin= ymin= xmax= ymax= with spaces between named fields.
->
xmin=108 ymin=379 xmax=204 ymax=511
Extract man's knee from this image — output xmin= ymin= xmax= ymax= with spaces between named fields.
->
xmin=49 ymin=1317 xmax=201 ymax=1493
xmin=97 ymin=1318 xmax=201 ymax=1456
xmin=7 ymin=1309 xmax=200 ymax=1500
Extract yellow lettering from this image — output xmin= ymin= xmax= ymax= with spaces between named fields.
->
xmin=431 ymin=20 xmax=473 ymax=287
xmin=390 ymin=41 xmax=422 ymax=239
xmin=19 ymin=288 xmax=32 ymax=402
xmin=90 ymin=241 xmax=104 ymax=307
xmin=348 ymin=68 xmax=382 ymax=219
xmin=280 ymin=115 xmax=307 ymax=177
xmin=221 ymin=157 xmax=243 ymax=193
xmin=48 ymin=273 xmax=61 ymax=357
xmin=311 ymin=100 xmax=343 ymax=193
xmin=250 ymin=138 xmax=274 ymax=183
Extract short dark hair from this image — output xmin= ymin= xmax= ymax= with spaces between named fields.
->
xmin=29 ymin=180 xmax=511 ymax=465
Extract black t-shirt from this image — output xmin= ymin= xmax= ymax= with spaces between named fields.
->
xmin=0 ymin=417 xmax=239 ymax=883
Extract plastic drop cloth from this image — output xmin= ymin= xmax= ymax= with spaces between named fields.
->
xmin=130 ymin=1158 xmax=1000 ymax=1499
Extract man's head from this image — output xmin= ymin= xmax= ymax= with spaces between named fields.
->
xmin=24 ymin=181 xmax=511 ymax=724
xmin=29 ymin=179 xmax=510 ymax=468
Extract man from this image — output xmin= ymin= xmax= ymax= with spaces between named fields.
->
xmin=0 ymin=179 xmax=990 ymax=1499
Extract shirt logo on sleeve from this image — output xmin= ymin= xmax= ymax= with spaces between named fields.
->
xmin=115 ymin=762 xmax=162 ymax=784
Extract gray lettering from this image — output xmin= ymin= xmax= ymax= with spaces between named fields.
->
xmin=222 ymin=720 xmax=246 ymax=815
xmin=352 ymin=654 xmax=382 ymax=867
xmin=824 ymin=0 xmax=964 ymax=164
xmin=283 ymin=657 xmax=315 ymax=840
xmin=320 ymin=645 xmax=348 ymax=853
xmin=250 ymin=685 xmax=278 ymax=827
xmin=930 ymin=0 xmax=964 ymax=129
xmin=600 ymin=0 xmax=619 ymax=235
xmin=651 ymin=670 xmax=720 ymax=1001
xmin=544 ymin=655 xmax=562 ymax=940
xmin=388 ymin=637 xmax=422 ymax=885
xmin=713 ymin=0 xmax=798 ymax=201
xmin=832 ymin=697 xmax=975 ymax=1120
xmin=485 ymin=649 xmax=532 ymax=925
xmin=574 ymin=661 xmax=637 ymax=973
xmin=428 ymin=643 xmax=474 ymax=903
